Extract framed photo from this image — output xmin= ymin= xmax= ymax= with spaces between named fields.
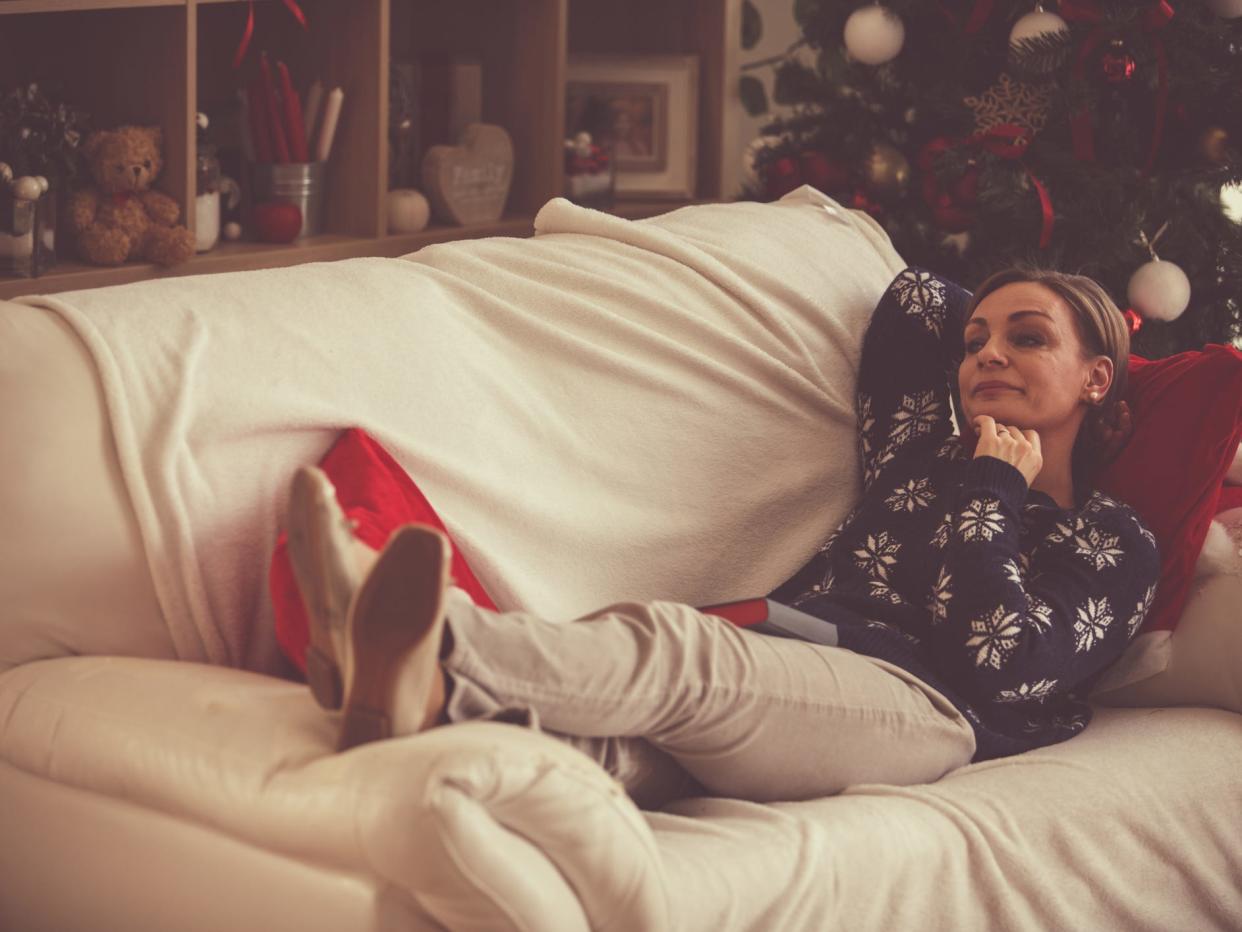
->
xmin=566 ymin=54 xmax=699 ymax=200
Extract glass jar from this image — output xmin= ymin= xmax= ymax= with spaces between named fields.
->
xmin=563 ymin=132 xmax=616 ymax=208
xmin=0 ymin=178 xmax=54 ymax=278
xmin=195 ymin=142 xmax=222 ymax=252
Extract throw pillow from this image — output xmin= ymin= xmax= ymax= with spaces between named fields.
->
xmin=270 ymin=428 xmax=496 ymax=674
xmin=1094 ymin=344 xmax=1242 ymax=636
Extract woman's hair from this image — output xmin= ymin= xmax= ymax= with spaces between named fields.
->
xmin=965 ymin=265 xmax=1131 ymax=483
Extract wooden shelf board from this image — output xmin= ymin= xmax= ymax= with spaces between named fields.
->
xmin=0 ymin=200 xmax=709 ymax=300
xmin=0 ymin=0 xmax=182 ymax=13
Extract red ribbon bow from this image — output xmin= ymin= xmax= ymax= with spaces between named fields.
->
xmin=933 ymin=0 xmax=995 ymax=35
xmin=923 ymin=124 xmax=1056 ymax=249
xmin=1060 ymin=0 xmax=1175 ymax=176
xmin=232 ymin=0 xmax=309 ymax=69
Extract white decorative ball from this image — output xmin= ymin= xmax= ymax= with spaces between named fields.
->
xmin=34 ymin=175 xmax=49 ymax=194
xmin=0 ymin=162 xmax=12 ymax=184
xmin=222 ymin=221 xmax=242 ymax=241
xmin=1208 ymin=0 xmax=1242 ymax=18
xmin=1009 ymin=8 xmax=1069 ymax=49
xmin=1222 ymin=182 xmax=1242 ymax=224
xmin=11 ymin=175 xmax=42 ymax=200
xmin=742 ymin=134 xmax=782 ymax=188
xmin=1127 ymin=259 xmax=1191 ymax=322
xmin=843 ymin=5 xmax=905 ymax=66
xmin=386 ymin=187 xmax=431 ymax=234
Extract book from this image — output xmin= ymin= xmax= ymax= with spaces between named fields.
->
xmin=698 ymin=598 xmax=840 ymax=646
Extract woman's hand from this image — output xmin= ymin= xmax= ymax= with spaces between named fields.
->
xmin=972 ymin=416 xmax=1043 ymax=487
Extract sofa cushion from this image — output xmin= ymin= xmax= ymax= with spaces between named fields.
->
xmin=1095 ymin=344 xmax=1242 ymax=635
xmin=270 ymin=428 xmax=497 ymax=674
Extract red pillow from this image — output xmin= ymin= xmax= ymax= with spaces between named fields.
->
xmin=270 ymin=428 xmax=496 ymax=674
xmin=1095 ymin=344 xmax=1242 ymax=635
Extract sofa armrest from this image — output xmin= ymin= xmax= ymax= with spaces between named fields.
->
xmin=0 ymin=657 xmax=669 ymax=931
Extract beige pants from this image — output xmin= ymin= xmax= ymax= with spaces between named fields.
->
xmin=442 ymin=590 xmax=976 ymax=808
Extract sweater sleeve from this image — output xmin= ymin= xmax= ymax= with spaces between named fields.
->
xmin=858 ymin=268 xmax=974 ymax=491
xmin=926 ymin=457 xmax=1161 ymax=706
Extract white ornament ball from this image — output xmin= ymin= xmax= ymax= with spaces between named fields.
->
xmin=386 ymin=187 xmax=431 ymax=234
xmin=1222 ymin=182 xmax=1242 ymax=224
xmin=843 ymin=5 xmax=905 ymax=66
xmin=1207 ymin=0 xmax=1242 ymax=18
xmin=1127 ymin=259 xmax=1191 ymax=322
xmin=1009 ymin=8 xmax=1069 ymax=49
xmin=11 ymin=175 xmax=42 ymax=200
xmin=742 ymin=134 xmax=782 ymax=189
xmin=222 ymin=221 xmax=242 ymax=241
xmin=0 ymin=162 xmax=11 ymax=184
xmin=34 ymin=175 xmax=49 ymax=194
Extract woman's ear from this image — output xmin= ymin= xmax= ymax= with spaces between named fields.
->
xmin=1085 ymin=356 xmax=1114 ymax=399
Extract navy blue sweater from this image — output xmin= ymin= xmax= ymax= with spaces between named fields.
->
xmin=769 ymin=268 xmax=1160 ymax=761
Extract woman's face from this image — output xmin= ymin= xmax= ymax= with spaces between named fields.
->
xmin=957 ymin=282 xmax=1110 ymax=434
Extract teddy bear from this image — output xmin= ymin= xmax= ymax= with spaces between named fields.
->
xmin=69 ymin=125 xmax=195 ymax=266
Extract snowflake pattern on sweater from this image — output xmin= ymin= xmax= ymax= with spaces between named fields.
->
xmin=769 ymin=268 xmax=1160 ymax=761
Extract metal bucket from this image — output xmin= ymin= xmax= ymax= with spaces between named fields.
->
xmin=251 ymin=161 xmax=327 ymax=238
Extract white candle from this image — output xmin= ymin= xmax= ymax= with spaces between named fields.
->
xmin=315 ymin=86 xmax=344 ymax=163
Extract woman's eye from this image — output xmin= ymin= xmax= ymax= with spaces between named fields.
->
xmin=965 ymin=339 xmax=984 ymax=353
xmin=1014 ymin=334 xmax=1044 ymax=347
xmin=143 ymin=160 xmax=152 ymax=169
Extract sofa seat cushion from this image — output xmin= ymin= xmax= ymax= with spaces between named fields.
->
xmin=646 ymin=705 xmax=1242 ymax=930
xmin=0 ymin=656 xmax=668 ymax=931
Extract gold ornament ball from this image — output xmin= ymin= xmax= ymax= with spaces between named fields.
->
xmin=1200 ymin=126 xmax=1229 ymax=165
xmin=865 ymin=143 xmax=911 ymax=200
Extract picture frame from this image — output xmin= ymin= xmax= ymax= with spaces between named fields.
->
xmin=566 ymin=54 xmax=699 ymax=200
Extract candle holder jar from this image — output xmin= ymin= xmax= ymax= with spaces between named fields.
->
xmin=563 ymin=133 xmax=615 ymax=208
xmin=0 ymin=184 xmax=54 ymax=278
xmin=195 ymin=142 xmax=240 ymax=252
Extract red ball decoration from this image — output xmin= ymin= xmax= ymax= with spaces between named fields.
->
xmin=763 ymin=155 xmax=804 ymax=200
xmin=1100 ymin=40 xmax=1137 ymax=84
xmin=799 ymin=150 xmax=850 ymax=194
xmin=919 ymin=139 xmax=980 ymax=233
xmin=253 ymin=200 xmax=303 ymax=243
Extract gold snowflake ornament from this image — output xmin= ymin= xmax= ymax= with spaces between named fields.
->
xmin=963 ymin=73 xmax=1053 ymax=136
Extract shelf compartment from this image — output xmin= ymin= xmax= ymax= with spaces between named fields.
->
xmin=390 ymin=0 xmax=563 ymax=219
xmin=0 ymin=6 xmax=193 ymax=212
xmin=196 ymin=0 xmax=386 ymax=239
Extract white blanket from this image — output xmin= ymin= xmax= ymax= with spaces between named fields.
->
xmin=21 ymin=187 xmax=903 ymax=672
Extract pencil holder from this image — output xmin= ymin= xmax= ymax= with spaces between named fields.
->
xmin=250 ymin=161 xmax=328 ymax=238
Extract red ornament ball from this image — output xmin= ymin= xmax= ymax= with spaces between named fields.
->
xmin=918 ymin=139 xmax=980 ymax=233
xmin=799 ymin=150 xmax=850 ymax=193
xmin=763 ymin=155 xmax=803 ymax=200
xmin=1100 ymin=41 xmax=1136 ymax=84
xmin=253 ymin=200 xmax=303 ymax=243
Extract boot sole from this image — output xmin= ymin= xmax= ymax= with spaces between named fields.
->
xmin=337 ymin=524 xmax=452 ymax=752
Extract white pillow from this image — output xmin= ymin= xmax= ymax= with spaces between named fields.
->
xmin=1093 ymin=506 xmax=1242 ymax=713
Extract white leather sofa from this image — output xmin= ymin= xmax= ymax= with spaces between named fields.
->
xmin=3 ymin=191 xmax=1240 ymax=931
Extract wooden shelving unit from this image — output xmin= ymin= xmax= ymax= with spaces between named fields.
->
xmin=0 ymin=0 xmax=739 ymax=299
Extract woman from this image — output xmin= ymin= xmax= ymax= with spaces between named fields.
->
xmin=285 ymin=265 xmax=1159 ymax=806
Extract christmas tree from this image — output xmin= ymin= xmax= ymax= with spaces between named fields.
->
xmin=741 ymin=1 xmax=1242 ymax=357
